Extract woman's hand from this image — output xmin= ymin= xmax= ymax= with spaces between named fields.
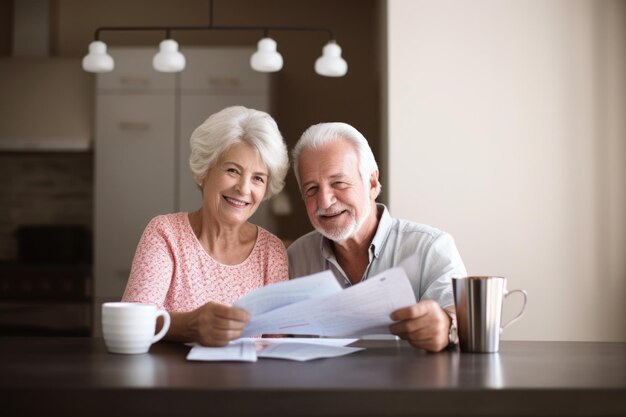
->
xmin=189 ymin=302 xmax=250 ymax=347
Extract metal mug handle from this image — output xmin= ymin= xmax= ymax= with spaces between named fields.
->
xmin=151 ymin=310 xmax=171 ymax=344
xmin=501 ymin=289 xmax=528 ymax=333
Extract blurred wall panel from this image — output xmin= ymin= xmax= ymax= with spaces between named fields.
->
xmin=388 ymin=0 xmax=626 ymax=342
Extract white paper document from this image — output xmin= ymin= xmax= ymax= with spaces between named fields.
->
xmin=186 ymin=340 xmax=258 ymax=362
xmin=234 ymin=270 xmax=341 ymax=316
xmin=251 ymin=337 xmax=358 ymax=346
xmin=238 ymin=267 xmax=417 ymax=338
xmin=186 ymin=338 xmax=361 ymax=362
xmin=256 ymin=342 xmax=363 ymax=361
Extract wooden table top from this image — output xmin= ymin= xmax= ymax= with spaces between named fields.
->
xmin=1 ymin=337 xmax=625 ymax=417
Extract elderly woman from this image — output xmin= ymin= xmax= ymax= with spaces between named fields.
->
xmin=122 ymin=106 xmax=289 ymax=347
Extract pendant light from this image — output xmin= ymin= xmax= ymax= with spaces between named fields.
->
xmin=152 ymin=39 xmax=186 ymax=73
xmin=82 ymin=41 xmax=114 ymax=73
xmin=315 ymin=41 xmax=348 ymax=77
xmin=250 ymin=37 xmax=283 ymax=73
xmin=81 ymin=0 xmax=347 ymax=77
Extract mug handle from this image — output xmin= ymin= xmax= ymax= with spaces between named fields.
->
xmin=152 ymin=310 xmax=171 ymax=344
xmin=501 ymin=289 xmax=528 ymax=332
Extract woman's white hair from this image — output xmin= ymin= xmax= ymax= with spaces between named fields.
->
xmin=292 ymin=122 xmax=381 ymax=197
xmin=189 ymin=106 xmax=289 ymax=200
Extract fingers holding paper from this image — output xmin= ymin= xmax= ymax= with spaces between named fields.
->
xmin=191 ymin=302 xmax=250 ymax=347
xmin=389 ymin=300 xmax=451 ymax=353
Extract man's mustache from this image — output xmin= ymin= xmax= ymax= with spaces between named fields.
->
xmin=315 ymin=205 xmax=352 ymax=217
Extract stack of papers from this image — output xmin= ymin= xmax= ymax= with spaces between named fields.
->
xmin=186 ymin=267 xmax=416 ymax=362
xmin=187 ymin=338 xmax=362 ymax=362
xmin=234 ymin=267 xmax=417 ymax=337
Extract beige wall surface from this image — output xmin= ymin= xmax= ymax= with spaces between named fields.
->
xmin=388 ymin=0 xmax=626 ymax=341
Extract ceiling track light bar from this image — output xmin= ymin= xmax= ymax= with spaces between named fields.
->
xmin=82 ymin=0 xmax=348 ymax=77
xmin=92 ymin=26 xmax=336 ymax=41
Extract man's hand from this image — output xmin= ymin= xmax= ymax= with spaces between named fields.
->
xmin=389 ymin=300 xmax=451 ymax=352
xmin=190 ymin=302 xmax=250 ymax=347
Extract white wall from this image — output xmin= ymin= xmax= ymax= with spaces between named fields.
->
xmin=387 ymin=0 xmax=626 ymax=341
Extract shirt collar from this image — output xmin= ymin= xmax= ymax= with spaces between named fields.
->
xmin=320 ymin=203 xmax=393 ymax=260
xmin=371 ymin=203 xmax=393 ymax=258
xmin=321 ymin=233 xmax=334 ymax=260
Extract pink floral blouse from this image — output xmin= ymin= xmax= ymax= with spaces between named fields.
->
xmin=122 ymin=212 xmax=288 ymax=312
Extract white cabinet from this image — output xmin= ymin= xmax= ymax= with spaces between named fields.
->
xmin=94 ymin=47 xmax=271 ymax=306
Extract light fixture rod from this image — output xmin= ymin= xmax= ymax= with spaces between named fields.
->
xmin=208 ymin=0 xmax=213 ymax=28
xmin=93 ymin=26 xmax=335 ymax=41
xmin=84 ymin=0 xmax=347 ymax=77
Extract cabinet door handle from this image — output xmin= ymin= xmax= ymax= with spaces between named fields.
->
xmin=207 ymin=77 xmax=240 ymax=87
xmin=118 ymin=121 xmax=150 ymax=131
xmin=119 ymin=75 xmax=151 ymax=87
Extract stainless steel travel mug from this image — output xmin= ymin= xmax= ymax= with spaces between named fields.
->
xmin=452 ymin=276 xmax=527 ymax=353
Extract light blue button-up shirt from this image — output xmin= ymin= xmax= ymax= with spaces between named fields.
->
xmin=287 ymin=204 xmax=467 ymax=308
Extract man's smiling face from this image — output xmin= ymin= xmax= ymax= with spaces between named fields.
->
xmin=298 ymin=138 xmax=373 ymax=242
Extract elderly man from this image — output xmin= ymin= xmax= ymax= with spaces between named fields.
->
xmin=287 ymin=122 xmax=467 ymax=352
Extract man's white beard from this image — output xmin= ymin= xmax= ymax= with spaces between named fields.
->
xmin=316 ymin=200 xmax=372 ymax=243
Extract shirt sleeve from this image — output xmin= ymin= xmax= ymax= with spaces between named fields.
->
xmin=287 ymin=233 xmax=325 ymax=279
xmin=287 ymin=239 xmax=306 ymax=279
xmin=121 ymin=216 xmax=174 ymax=309
xmin=399 ymin=232 xmax=467 ymax=308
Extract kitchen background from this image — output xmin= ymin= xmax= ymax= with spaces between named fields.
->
xmin=2 ymin=0 xmax=625 ymax=342
xmin=0 ymin=0 xmax=384 ymax=335
xmin=0 ymin=0 xmax=383 ymax=251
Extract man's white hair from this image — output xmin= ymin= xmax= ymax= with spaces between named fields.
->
xmin=291 ymin=122 xmax=381 ymax=197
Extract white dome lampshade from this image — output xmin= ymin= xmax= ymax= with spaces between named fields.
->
xmin=250 ymin=38 xmax=283 ymax=72
xmin=315 ymin=41 xmax=347 ymax=77
xmin=82 ymin=41 xmax=114 ymax=73
xmin=152 ymin=39 xmax=186 ymax=73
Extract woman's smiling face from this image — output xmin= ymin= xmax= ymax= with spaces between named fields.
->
xmin=200 ymin=142 xmax=268 ymax=226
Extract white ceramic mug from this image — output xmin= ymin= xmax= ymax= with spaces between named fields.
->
xmin=102 ymin=302 xmax=170 ymax=354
